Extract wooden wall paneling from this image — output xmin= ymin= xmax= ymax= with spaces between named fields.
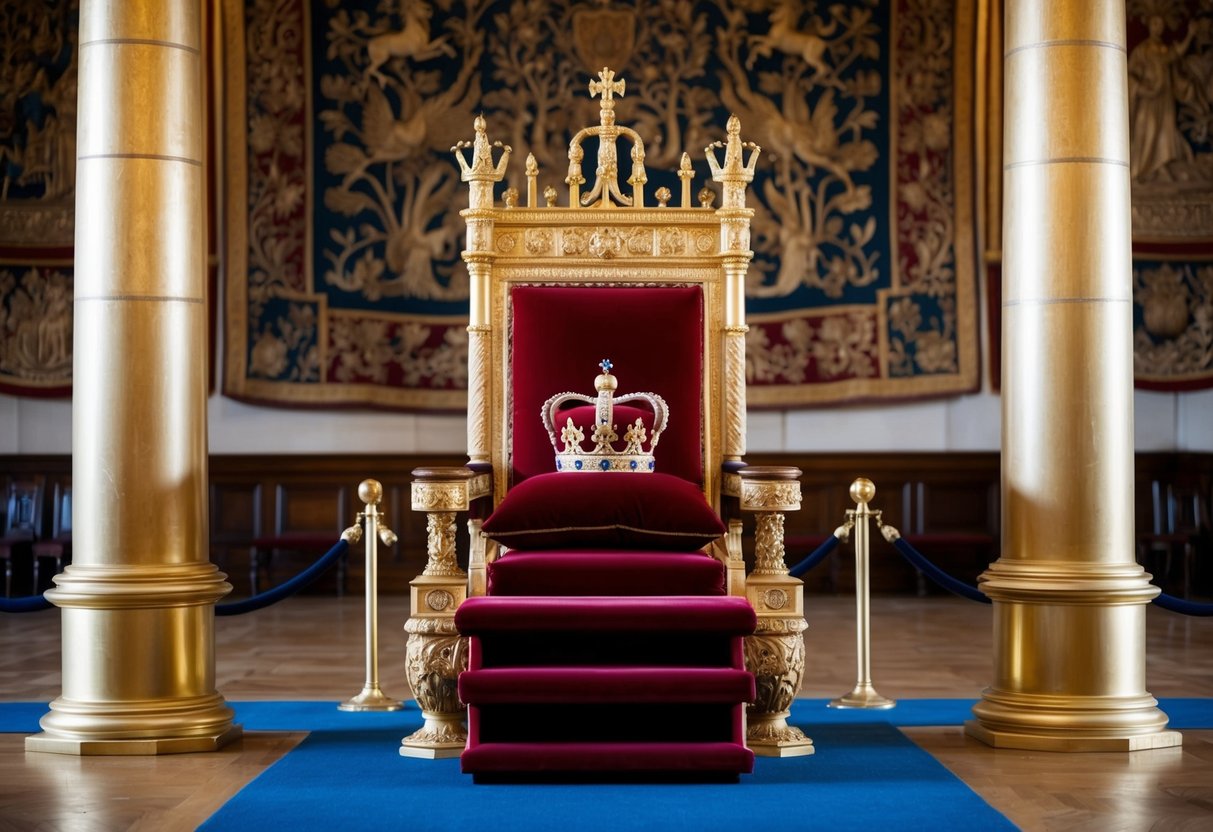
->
xmin=2 ymin=452 xmax=1209 ymax=598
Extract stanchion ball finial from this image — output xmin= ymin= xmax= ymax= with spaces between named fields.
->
xmin=359 ymin=479 xmax=384 ymax=506
xmin=850 ymin=477 xmax=875 ymax=505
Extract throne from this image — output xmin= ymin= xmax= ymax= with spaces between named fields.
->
xmin=402 ymin=69 xmax=810 ymax=780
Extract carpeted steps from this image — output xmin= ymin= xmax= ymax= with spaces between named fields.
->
xmin=456 ymin=576 xmax=757 ymax=782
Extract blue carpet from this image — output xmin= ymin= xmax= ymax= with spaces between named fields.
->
xmin=197 ymin=708 xmax=1017 ymax=832
xmin=5 ymin=699 xmax=1210 ymax=831
xmin=3 ymin=697 xmax=1210 ymax=734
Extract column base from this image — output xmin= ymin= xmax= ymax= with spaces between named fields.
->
xmin=965 ymin=720 xmax=1182 ymax=752
xmin=747 ymin=710 xmax=815 ymax=757
xmin=26 ymin=724 xmax=242 ymax=756
xmin=968 ymin=689 xmax=1184 ymax=752
xmin=749 ymin=735 xmax=816 ymax=758
xmin=399 ymin=711 xmax=466 ymax=759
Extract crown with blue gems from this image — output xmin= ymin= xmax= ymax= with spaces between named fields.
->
xmin=542 ymin=360 xmax=669 ymax=473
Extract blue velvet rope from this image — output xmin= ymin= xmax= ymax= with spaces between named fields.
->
xmin=1 ymin=538 xmax=350 ymax=615
xmin=1152 ymin=592 xmax=1213 ymax=616
xmin=0 ymin=594 xmax=54 ymax=613
xmin=788 ymin=534 xmax=840 ymax=578
xmin=890 ymin=535 xmax=991 ymax=604
xmin=216 ymin=538 xmax=350 ymax=616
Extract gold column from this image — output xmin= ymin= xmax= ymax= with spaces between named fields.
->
xmin=26 ymin=0 xmax=239 ymax=755
xmin=966 ymin=0 xmax=1179 ymax=751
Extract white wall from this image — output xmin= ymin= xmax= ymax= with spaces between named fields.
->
xmin=3 ymin=386 xmax=1210 ymax=455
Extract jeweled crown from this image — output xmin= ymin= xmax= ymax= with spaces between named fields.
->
xmin=542 ymin=360 xmax=669 ymax=473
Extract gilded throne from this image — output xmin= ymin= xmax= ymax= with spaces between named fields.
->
xmin=403 ymin=69 xmax=810 ymax=780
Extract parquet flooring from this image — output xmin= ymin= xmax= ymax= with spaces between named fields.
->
xmin=1 ymin=595 xmax=1210 ymax=830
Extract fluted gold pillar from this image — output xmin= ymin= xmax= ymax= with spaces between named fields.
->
xmin=26 ymin=0 xmax=239 ymax=755
xmin=966 ymin=0 xmax=1179 ymax=751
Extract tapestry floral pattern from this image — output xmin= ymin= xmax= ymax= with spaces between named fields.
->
xmin=223 ymin=0 xmax=979 ymax=408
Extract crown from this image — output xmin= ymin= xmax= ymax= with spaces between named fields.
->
xmin=542 ymin=360 xmax=669 ymax=473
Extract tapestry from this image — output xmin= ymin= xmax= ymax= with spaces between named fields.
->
xmin=0 ymin=0 xmax=77 ymax=397
xmin=1128 ymin=0 xmax=1213 ymax=390
xmin=984 ymin=0 xmax=1213 ymax=392
xmin=0 ymin=0 xmax=222 ymax=398
xmin=222 ymin=0 xmax=979 ymax=409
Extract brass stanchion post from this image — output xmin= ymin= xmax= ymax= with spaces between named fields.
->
xmin=340 ymin=480 xmax=403 ymax=712
xmin=830 ymin=478 xmax=895 ymax=710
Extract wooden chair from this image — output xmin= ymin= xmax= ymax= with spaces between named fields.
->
xmin=1139 ymin=480 xmax=1210 ymax=598
xmin=1 ymin=477 xmax=45 ymax=597
xmin=401 ymin=69 xmax=810 ymax=777
xmin=31 ymin=481 xmax=71 ymax=594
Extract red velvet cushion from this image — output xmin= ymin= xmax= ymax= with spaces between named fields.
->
xmin=511 ymin=286 xmax=703 ymax=485
xmin=488 ymin=551 xmax=725 ymax=596
xmin=481 ymin=472 xmax=724 ymax=551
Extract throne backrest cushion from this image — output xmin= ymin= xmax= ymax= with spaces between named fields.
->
xmin=510 ymin=286 xmax=704 ymax=487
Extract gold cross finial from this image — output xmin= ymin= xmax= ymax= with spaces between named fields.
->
xmin=589 ymin=67 xmax=625 ymax=103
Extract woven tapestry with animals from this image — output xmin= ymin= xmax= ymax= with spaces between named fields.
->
xmin=221 ymin=0 xmax=978 ymax=409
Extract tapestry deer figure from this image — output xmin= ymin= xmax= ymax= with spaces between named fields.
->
xmin=365 ymin=2 xmax=456 ymax=88
xmin=747 ymin=1 xmax=842 ymax=86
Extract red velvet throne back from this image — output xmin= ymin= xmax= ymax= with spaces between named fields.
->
xmin=509 ymin=285 xmax=705 ymax=486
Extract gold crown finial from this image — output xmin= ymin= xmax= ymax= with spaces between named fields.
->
xmin=589 ymin=67 xmax=626 ymax=106
xmin=451 ymin=113 xmax=512 ymax=195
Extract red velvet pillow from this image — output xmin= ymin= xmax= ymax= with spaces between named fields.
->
xmin=482 ymin=472 xmax=725 ymax=551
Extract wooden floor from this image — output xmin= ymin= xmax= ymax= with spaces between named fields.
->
xmin=1 ymin=594 xmax=1210 ymax=830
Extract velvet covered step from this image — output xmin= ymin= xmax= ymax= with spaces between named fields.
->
xmin=456 ymin=596 xmax=757 ymax=779
xmin=486 ymin=551 xmax=726 ymax=596
xmin=459 ymin=667 xmax=755 ymax=703
xmin=461 ymin=742 xmax=754 ymax=779
xmin=456 ymin=595 xmax=755 ymax=632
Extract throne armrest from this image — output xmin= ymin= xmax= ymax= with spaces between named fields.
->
xmin=717 ymin=465 xmax=804 ymax=601
xmin=411 ymin=466 xmax=495 ymax=597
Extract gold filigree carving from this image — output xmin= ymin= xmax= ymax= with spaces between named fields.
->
xmin=403 ymin=620 xmax=467 ymax=745
xmin=496 ymin=232 xmax=517 ymax=254
xmin=422 ymin=512 xmax=463 ymax=577
xmin=467 ymin=328 xmax=491 ymax=461
xmin=425 ymin=589 xmax=454 ymax=611
xmin=752 ymin=512 xmax=788 ymax=575
xmin=741 ymin=481 xmax=802 ymax=512
xmin=725 ymin=332 xmax=747 ymax=458
xmin=525 ymin=229 xmax=554 ymax=255
xmin=763 ymin=588 xmax=789 ymax=610
xmin=694 ymin=230 xmax=716 ymax=254
xmin=412 ymin=481 xmax=470 ymax=513
xmin=562 ymin=227 xmax=589 ymax=255
xmin=588 ymin=227 xmax=623 ymax=259
xmin=626 ymin=228 xmax=653 ymax=255
xmin=745 ymin=630 xmax=807 ymax=744
xmin=658 ymin=228 xmax=685 ymax=255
